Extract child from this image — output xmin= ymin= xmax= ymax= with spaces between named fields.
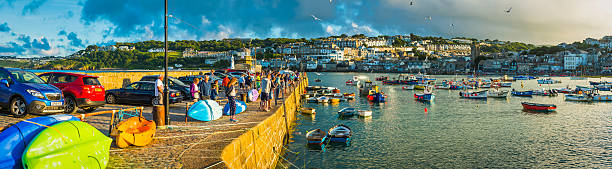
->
xmin=211 ymin=79 xmax=219 ymax=100
xmin=190 ymin=78 xmax=200 ymax=102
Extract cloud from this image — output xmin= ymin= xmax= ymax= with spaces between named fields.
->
xmin=22 ymin=0 xmax=49 ymax=15
xmin=0 ymin=34 xmax=53 ymax=55
xmin=71 ymin=0 xmax=612 ymax=45
xmin=0 ymin=22 xmax=10 ymax=32
xmin=57 ymin=30 xmax=85 ymax=47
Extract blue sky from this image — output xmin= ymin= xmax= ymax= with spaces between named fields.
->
xmin=1 ymin=0 xmax=611 ymax=57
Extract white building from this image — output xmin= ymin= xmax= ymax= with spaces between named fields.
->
xmin=303 ymin=50 xmax=345 ymax=63
xmin=564 ymin=56 xmax=583 ymax=70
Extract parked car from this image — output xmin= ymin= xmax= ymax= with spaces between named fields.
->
xmin=105 ymin=81 xmax=183 ymax=105
xmin=227 ymin=72 xmax=250 ymax=78
xmin=178 ymin=75 xmax=222 ymax=86
xmin=38 ymin=72 xmax=105 ymax=113
xmin=0 ymin=68 xmax=65 ymax=117
xmin=205 ymin=72 xmax=229 ymax=79
xmin=140 ymin=75 xmax=191 ymax=100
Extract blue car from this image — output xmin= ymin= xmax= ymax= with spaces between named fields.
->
xmin=0 ymin=68 xmax=65 ymax=117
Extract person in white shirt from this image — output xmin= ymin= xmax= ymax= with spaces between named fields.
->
xmin=155 ymin=75 xmax=164 ymax=105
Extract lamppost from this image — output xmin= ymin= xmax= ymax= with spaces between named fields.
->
xmin=164 ymin=0 xmax=170 ymax=125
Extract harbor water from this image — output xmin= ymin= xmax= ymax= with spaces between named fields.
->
xmin=280 ymin=73 xmax=611 ymax=168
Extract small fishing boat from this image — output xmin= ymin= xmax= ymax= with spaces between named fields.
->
xmin=595 ymin=84 xmax=611 ymax=91
xmin=521 ymin=102 xmax=557 ymax=112
xmin=500 ymin=83 xmax=512 ymax=87
xmin=332 ymin=88 xmax=341 ymax=93
xmin=402 ymin=85 xmax=415 ymax=90
xmin=565 ymin=94 xmax=593 ymax=102
xmin=307 ymin=97 xmax=318 ymax=103
xmin=480 ymin=84 xmax=491 ymax=88
xmin=554 ymin=88 xmax=573 ymax=93
xmin=414 ymin=85 xmax=427 ymax=90
xmin=222 ymin=100 xmax=247 ymax=115
xmin=414 ymin=93 xmax=435 ymax=101
xmin=188 ymin=100 xmax=223 ymax=121
xmin=375 ymin=76 xmax=388 ymax=81
xmin=449 ymin=85 xmax=464 ymax=90
xmin=511 ymin=90 xmax=533 ymax=97
xmin=459 ymin=91 xmax=488 ymax=99
xmin=115 ymin=116 xmax=156 ymax=148
xmin=328 ymin=124 xmax=352 ymax=143
xmin=0 ymin=114 xmax=79 ymax=169
xmin=532 ymin=89 xmax=558 ymax=96
xmin=592 ymin=94 xmax=612 ymax=101
xmin=589 ymin=81 xmax=610 ymax=86
xmin=367 ymin=93 xmax=386 ymax=103
xmin=357 ymin=110 xmax=372 ymax=117
xmin=314 ymin=79 xmax=322 ymax=82
xmin=338 ymin=107 xmax=357 ymax=116
xmin=343 ymin=93 xmax=355 ymax=100
xmin=435 ymin=84 xmax=450 ymax=89
xmin=316 ymin=96 xmax=330 ymax=103
xmin=345 ymin=76 xmax=359 ymax=86
xmin=487 ymin=90 xmax=508 ymax=98
xmin=537 ymin=78 xmax=561 ymax=84
xmin=306 ymin=129 xmax=327 ymax=145
xmin=22 ymin=121 xmax=112 ymax=169
xmin=330 ymin=98 xmax=341 ymax=103
xmin=301 ymin=107 xmax=316 ymax=114
xmin=513 ymin=76 xmax=530 ymax=80
xmin=569 ymin=76 xmax=587 ymax=80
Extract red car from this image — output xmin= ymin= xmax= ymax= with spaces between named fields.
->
xmin=38 ymin=72 xmax=105 ymax=113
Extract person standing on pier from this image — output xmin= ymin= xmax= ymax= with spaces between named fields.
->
xmin=155 ymin=75 xmax=164 ymax=105
xmin=260 ymin=74 xmax=272 ymax=111
xmin=211 ymin=79 xmax=219 ymax=100
xmin=200 ymin=75 xmax=211 ymax=100
xmin=226 ymin=78 xmax=238 ymax=122
xmin=238 ymin=74 xmax=246 ymax=92
xmin=190 ymin=78 xmax=200 ymax=102
xmin=222 ymin=75 xmax=230 ymax=94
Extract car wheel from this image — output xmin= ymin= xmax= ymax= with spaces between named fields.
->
xmin=151 ymin=97 xmax=160 ymax=106
xmin=83 ymin=107 xmax=98 ymax=113
xmin=64 ymin=96 xmax=78 ymax=114
xmin=10 ymin=97 xmax=27 ymax=118
xmin=106 ymin=94 xmax=116 ymax=104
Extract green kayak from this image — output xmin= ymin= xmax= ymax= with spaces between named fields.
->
xmin=22 ymin=121 xmax=112 ymax=169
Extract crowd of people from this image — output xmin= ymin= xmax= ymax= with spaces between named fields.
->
xmin=186 ymin=69 xmax=301 ymax=122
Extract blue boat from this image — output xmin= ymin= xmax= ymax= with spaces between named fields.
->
xmin=222 ymin=100 xmax=247 ymax=115
xmin=368 ymin=93 xmax=386 ymax=103
xmin=188 ymin=100 xmax=223 ymax=121
xmin=328 ymin=124 xmax=352 ymax=143
xmin=0 ymin=114 xmax=79 ymax=169
xmin=512 ymin=90 xmax=533 ymax=97
xmin=414 ymin=93 xmax=435 ymax=101
xmin=513 ymin=75 xmax=534 ymax=80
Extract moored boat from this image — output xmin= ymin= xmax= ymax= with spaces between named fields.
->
xmin=435 ymin=84 xmax=450 ymax=89
xmin=521 ymin=102 xmax=557 ymax=112
xmin=402 ymin=85 xmax=415 ymax=90
xmin=414 ymin=93 xmax=435 ymax=101
xmin=188 ymin=100 xmax=223 ymax=121
xmin=301 ymin=107 xmax=316 ymax=114
xmin=414 ymin=85 xmax=427 ymax=90
xmin=565 ymin=94 xmax=593 ymax=102
xmin=316 ymin=96 xmax=330 ymax=103
xmin=328 ymin=124 xmax=352 ymax=143
xmin=537 ymin=78 xmax=561 ymax=84
xmin=306 ymin=129 xmax=327 ymax=145
xmin=357 ymin=110 xmax=372 ymax=117
xmin=115 ymin=116 xmax=156 ymax=148
xmin=367 ymin=93 xmax=386 ymax=103
xmin=459 ymin=90 xmax=488 ymax=99
xmin=511 ymin=90 xmax=533 ymax=97
xmin=500 ymin=82 xmax=512 ymax=87
xmin=375 ymin=76 xmax=388 ymax=81
xmin=592 ymin=94 xmax=612 ymax=101
xmin=487 ymin=90 xmax=508 ymax=98
xmin=338 ymin=107 xmax=357 ymax=116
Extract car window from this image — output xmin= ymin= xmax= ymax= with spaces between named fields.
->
xmin=0 ymin=71 xmax=9 ymax=82
xmin=126 ymin=83 xmax=140 ymax=90
xmin=9 ymin=70 xmax=45 ymax=84
xmin=39 ymin=74 xmax=52 ymax=83
xmin=83 ymin=77 xmax=101 ymax=85
xmin=53 ymin=74 xmax=77 ymax=83
xmin=139 ymin=83 xmax=154 ymax=91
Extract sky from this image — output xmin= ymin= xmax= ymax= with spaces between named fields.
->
xmin=0 ymin=0 xmax=611 ymax=57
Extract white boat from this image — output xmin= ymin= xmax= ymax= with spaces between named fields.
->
xmin=357 ymin=110 xmax=372 ymax=117
xmin=569 ymin=76 xmax=587 ymax=80
xmin=338 ymin=107 xmax=357 ymax=116
xmin=345 ymin=76 xmax=360 ymax=86
xmin=316 ymin=96 xmax=329 ymax=103
xmin=592 ymin=95 xmax=612 ymax=101
xmin=435 ymin=84 xmax=450 ymax=89
xmin=301 ymin=107 xmax=316 ymax=114
xmin=306 ymin=61 xmax=318 ymax=70
xmin=565 ymin=94 xmax=592 ymax=102
xmin=402 ymin=85 xmax=415 ymax=90
xmin=460 ymin=90 xmax=488 ymax=99
xmin=487 ymin=90 xmax=508 ymax=98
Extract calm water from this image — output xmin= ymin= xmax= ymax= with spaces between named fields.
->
xmin=280 ymin=73 xmax=611 ymax=168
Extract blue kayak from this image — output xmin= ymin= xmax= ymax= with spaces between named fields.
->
xmin=223 ymin=100 xmax=247 ymax=115
xmin=0 ymin=114 xmax=80 ymax=169
xmin=188 ymin=100 xmax=223 ymax=121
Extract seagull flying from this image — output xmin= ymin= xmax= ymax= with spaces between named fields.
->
xmin=311 ymin=14 xmax=322 ymax=21
xmin=505 ymin=7 xmax=512 ymax=13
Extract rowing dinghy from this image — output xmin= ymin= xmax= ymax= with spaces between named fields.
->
xmin=328 ymin=124 xmax=352 ymax=143
xmin=223 ymin=100 xmax=247 ymax=115
xmin=188 ymin=100 xmax=223 ymax=121
xmin=115 ymin=116 xmax=156 ymax=148
xmin=306 ymin=129 xmax=327 ymax=145
xmin=23 ymin=121 xmax=112 ymax=169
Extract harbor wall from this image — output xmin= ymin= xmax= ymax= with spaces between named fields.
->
xmin=220 ymin=75 xmax=308 ymax=169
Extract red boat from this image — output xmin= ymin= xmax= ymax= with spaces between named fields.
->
xmin=521 ymin=102 xmax=556 ymax=112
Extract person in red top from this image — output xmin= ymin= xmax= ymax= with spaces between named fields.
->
xmin=222 ymin=76 xmax=230 ymax=89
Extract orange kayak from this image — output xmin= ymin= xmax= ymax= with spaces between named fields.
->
xmin=115 ymin=116 xmax=156 ymax=148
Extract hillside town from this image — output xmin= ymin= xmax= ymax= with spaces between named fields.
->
xmin=3 ymin=35 xmax=612 ymax=75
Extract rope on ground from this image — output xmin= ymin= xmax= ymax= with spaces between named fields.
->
xmin=153 ymin=129 xmax=248 ymax=139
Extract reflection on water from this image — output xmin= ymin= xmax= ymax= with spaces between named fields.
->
xmin=279 ymin=73 xmax=612 ymax=168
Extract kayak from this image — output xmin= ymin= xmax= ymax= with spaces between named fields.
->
xmin=22 ymin=121 xmax=112 ymax=169
xmin=248 ymin=89 xmax=259 ymax=102
xmin=188 ymin=100 xmax=223 ymax=121
xmin=115 ymin=116 xmax=156 ymax=148
xmin=0 ymin=114 xmax=79 ymax=169
xmin=223 ymin=100 xmax=247 ymax=115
